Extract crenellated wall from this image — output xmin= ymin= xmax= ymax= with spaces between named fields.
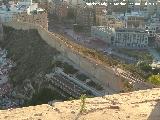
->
xmin=3 ymin=21 xmax=125 ymax=92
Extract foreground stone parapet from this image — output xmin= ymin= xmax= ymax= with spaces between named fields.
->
xmin=0 ymin=88 xmax=160 ymax=120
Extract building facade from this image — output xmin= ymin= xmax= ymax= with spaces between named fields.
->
xmin=94 ymin=5 xmax=106 ymax=16
xmin=112 ymin=28 xmax=149 ymax=48
xmin=16 ymin=12 xmax=48 ymax=29
xmin=76 ymin=5 xmax=95 ymax=27
xmin=91 ymin=26 xmax=113 ymax=44
xmin=55 ymin=1 xmax=68 ymax=19
xmin=125 ymin=14 xmax=145 ymax=28
xmin=146 ymin=0 xmax=157 ymax=17
xmin=0 ymin=0 xmax=38 ymax=23
xmin=96 ymin=14 xmax=124 ymax=29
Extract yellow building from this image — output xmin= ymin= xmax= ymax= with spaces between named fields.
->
xmin=96 ymin=15 xmax=124 ymax=29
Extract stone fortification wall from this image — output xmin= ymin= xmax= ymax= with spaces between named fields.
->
xmin=15 ymin=12 xmax=48 ymax=30
xmin=3 ymin=22 xmax=124 ymax=92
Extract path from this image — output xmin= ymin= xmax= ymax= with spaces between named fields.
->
xmin=113 ymin=68 xmax=154 ymax=90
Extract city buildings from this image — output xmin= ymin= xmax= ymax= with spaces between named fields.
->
xmin=76 ymin=5 xmax=95 ymax=31
xmin=112 ymin=28 xmax=149 ymax=48
xmin=89 ymin=0 xmax=160 ymax=48
xmin=66 ymin=0 xmax=85 ymax=6
xmin=0 ymin=0 xmax=38 ymax=23
xmin=94 ymin=5 xmax=106 ymax=16
xmin=96 ymin=14 xmax=124 ymax=29
xmin=124 ymin=12 xmax=146 ymax=28
xmin=1 ymin=0 xmax=159 ymax=49
xmin=146 ymin=0 xmax=157 ymax=17
xmin=91 ymin=26 xmax=113 ymax=44
xmin=91 ymin=26 xmax=149 ymax=48
xmin=55 ymin=1 xmax=68 ymax=19
xmin=16 ymin=11 xmax=48 ymax=29
xmin=49 ymin=0 xmax=68 ymax=19
xmin=38 ymin=0 xmax=49 ymax=12
xmin=0 ymin=0 xmax=48 ymax=29
xmin=156 ymin=1 xmax=160 ymax=17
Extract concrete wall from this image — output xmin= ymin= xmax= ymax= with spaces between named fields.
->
xmin=3 ymin=21 xmax=124 ymax=92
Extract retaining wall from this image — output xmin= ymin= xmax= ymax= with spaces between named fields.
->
xmin=3 ymin=22 xmax=124 ymax=92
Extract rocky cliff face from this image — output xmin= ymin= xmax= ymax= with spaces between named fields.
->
xmin=0 ymin=26 xmax=67 ymax=106
xmin=0 ymin=88 xmax=160 ymax=120
xmin=0 ymin=26 xmax=98 ymax=108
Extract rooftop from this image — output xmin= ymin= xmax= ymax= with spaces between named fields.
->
xmin=115 ymin=28 xmax=147 ymax=33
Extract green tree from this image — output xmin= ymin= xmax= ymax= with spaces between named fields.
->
xmin=148 ymin=74 xmax=160 ymax=85
xmin=139 ymin=62 xmax=152 ymax=72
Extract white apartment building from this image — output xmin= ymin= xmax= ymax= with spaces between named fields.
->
xmin=145 ymin=17 xmax=160 ymax=37
xmin=18 ymin=0 xmax=32 ymax=5
xmin=91 ymin=26 xmax=149 ymax=48
xmin=112 ymin=28 xmax=149 ymax=48
xmin=146 ymin=0 xmax=157 ymax=16
xmin=91 ymin=26 xmax=113 ymax=44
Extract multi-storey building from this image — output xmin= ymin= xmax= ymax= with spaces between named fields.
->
xmin=96 ymin=14 xmax=124 ymax=29
xmin=94 ymin=5 xmax=106 ymax=16
xmin=18 ymin=0 xmax=33 ymax=6
xmin=91 ymin=26 xmax=149 ymax=48
xmin=139 ymin=0 xmax=148 ymax=11
xmin=146 ymin=0 xmax=157 ymax=17
xmin=55 ymin=1 xmax=68 ymax=19
xmin=112 ymin=28 xmax=149 ymax=48
xmin=67 ymin=0 xmax=85 ymax=6
xmin=145 ymin=17 xmax=160 ymax=37
xmin=94 ymin=5 xmax=107 ymax=26
xmin=91 ymin=26 xmax=113 ymax=44
xmin=76 ymin=5 xmax=95 ymax=30
xmin=16 ymin=11 xmax=48 ymax=29
xmin=0 ymin=0 xmax=38 ymax=23
xmin=38 ymin=2 xmax=49 ymax=12
xmin=125 ymin=12 xmax=145 ymax=28
xmin=156 ymin=1 xmax=160 ymax=17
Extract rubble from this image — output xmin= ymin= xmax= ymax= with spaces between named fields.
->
xmin=0 ymin=48 xmax=23 ymax=109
